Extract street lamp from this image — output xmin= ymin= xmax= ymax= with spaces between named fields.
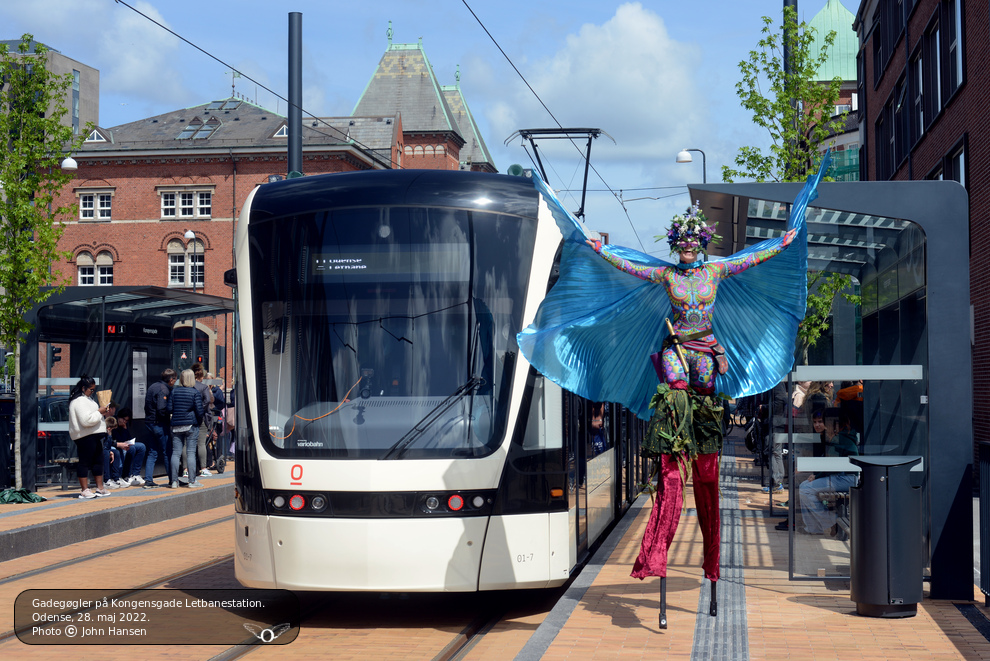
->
xmin=676 ymin=148 xmax=707 ymax=184
xmin=60 ymin=156 xmax=78 ymax=171
xmin=184 ymin=229 xmax=198 ymax=368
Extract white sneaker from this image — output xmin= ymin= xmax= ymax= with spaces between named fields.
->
xmin=182 ymin=469 xmax=189 ymax=478
xmin=129 ymin=475 xmax=144 ymax=486
xmin=78 ymin=489 xmax=96 ymax=499
xmin=198 ymin=469 xmax=212 ymax=477
xmin=105 ymin=480 xmax=120 ymax=489
xmin=94 ymin=488 xmax=111 ymax=497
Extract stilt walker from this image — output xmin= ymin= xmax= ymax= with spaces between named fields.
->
xmin=517 ymin=154 xmax=831 ymax=630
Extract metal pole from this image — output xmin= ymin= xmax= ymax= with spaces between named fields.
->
xmin=288 ymin=12 xmax=303 ymax=177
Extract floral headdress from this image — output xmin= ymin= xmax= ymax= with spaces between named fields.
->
xmin=658 ymin=201 xmax=721 ymax=255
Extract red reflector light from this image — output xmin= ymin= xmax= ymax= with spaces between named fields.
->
xmin=550 ymin=488 xmax=564 ymax=498
xmin=447 ymin=494 xmax=464 ymax=511
xmin=289 ymin=494 xmax=305 ymax=510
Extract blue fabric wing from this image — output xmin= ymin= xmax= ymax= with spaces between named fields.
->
xmin=709 ymin=152 xmax=830 ymax=399
xmin=518 ymin=155 xmax=830 ymax=420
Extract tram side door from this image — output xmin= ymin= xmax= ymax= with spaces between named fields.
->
xmin=565 ymin=392 xmax=589 ymax=560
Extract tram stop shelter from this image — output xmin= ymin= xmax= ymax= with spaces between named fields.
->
xmin=689 ymin=179 xmax=971 ymax=601
xmin=7 ymin=286 xmax=234 ymax=492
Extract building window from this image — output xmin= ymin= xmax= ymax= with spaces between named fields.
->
xmin=911 ymin=53 xmax=924 ymax=141
xmin=273 ymin=125 xmax=288 ymax=138
xmin=78 ymin=251 xmax=114 ymax=285
xmin=78 ymin=265 xmax=94 ymax=285
xmin=947 ymin=0 xmax=963 ymax=94
xmin=176 ymin=117 xmax=221 ymax=140
xmin=77 ymin=190 xmax=114 ymax=221
xmin=945 ymin=143 xmax=966 ymax=187
xmin=80 ymin=195 xmax=94 ymax=220
xmin=167 ymin=239 xmax=205 ymax=288
xmin=158 ymin=188 xmax=214 ymax=220
xmin=162 ymin=192 xmax=176 ymax=217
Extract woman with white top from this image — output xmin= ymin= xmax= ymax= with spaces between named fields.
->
xmin=68 ymin=375 xmax=111 ymax=499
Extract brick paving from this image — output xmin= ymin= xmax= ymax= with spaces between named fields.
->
xmin=2 ymin=455 xmax=990 ymax=660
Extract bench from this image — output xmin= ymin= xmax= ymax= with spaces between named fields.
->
xmin=52 ymin=457 xmax=79 ymax=491
xmin=819 ymin=490 xmax=850 ymax=540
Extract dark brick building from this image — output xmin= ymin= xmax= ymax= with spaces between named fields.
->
xmin=854 ymin=0 xmax=984 ymax=451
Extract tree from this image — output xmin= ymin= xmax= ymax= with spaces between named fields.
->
xmin=725 ymin=8 xmax=859 ymax=363
xmin=723 ymin=6 xmax=846 ymax=184
xmin=0 ymin=35 xmax=87 ymax=489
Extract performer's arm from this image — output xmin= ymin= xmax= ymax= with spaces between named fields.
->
xmin=585 ymin=239 xmax=662 ymax=282
xmin=721 ymin=229 xmax=797 ymax=277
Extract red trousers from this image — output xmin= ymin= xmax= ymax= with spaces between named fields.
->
xmin=631 ymin=453 xmax=720 ymax=581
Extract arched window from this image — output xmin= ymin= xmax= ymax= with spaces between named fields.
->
xmin=96 ymin=251 xmax=114 ymax=285
xmin=425 ymin=146 xmax=435 ymax=157
xmin=413 ymin=146 xmax=424 ymax=156
xmin=76 ymin=251 xmax=94 ymax=286
xmin=436 ymin=145 xmax=445 ymax=157
xmin=168 ymin=239 xmax=205 ymax=288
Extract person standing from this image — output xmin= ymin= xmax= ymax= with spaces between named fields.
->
xmin=190 ymin=362 xmax=214 ymax=478
xmin=143 ymin=368 xmax=176 ymax=488
xmin=167 ymin=369 xmax=205 ymax=488
xmin=68 ymin=375 xmax=111 ymax=499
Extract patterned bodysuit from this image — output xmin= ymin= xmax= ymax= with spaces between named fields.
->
xmin=594 ymin=243 xmax=788 ymax=393
xmin=593 ymin=240 xmax=790 ymax=582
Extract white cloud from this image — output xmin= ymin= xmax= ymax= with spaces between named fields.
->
xmin=483 ymin=2 xmax=706 ymax=163
xmin=97 ymin=2 xmax=190 ymax=108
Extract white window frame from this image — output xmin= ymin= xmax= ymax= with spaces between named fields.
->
xmin=167 ymin=239 xmax=205 ymax=289
xmin=75 ymin=188 xmax=115 ymax=221
xmin=157 ymin=186 xmax=216 ymax=220
xmin=78 ymin=265 xmax=94 ymax=286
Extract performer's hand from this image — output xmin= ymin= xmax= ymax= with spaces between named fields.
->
xmin=782 ymin=229 xmax=797 ymax=247
xmin=585 ymin=238 xmax=602 ymax=252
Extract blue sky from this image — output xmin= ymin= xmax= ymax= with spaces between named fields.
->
xmin=0 ymin=0 xmax=850 ymax=252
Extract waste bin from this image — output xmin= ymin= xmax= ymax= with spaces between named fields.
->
xmin=849 ymin=455 xmax=923 ymax=617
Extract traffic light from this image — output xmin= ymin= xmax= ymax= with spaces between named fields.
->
xmin=51 ymin=347 xmax=62 ymax=365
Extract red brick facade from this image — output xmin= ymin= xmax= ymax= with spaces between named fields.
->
xmin=50 ymin=151 xmax=378 ymax=384
xmin=858 ymin=0 xmax=988 ymax=454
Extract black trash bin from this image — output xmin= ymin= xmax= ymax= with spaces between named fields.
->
xmin=849 ymin=455 xmax=923 ymax=617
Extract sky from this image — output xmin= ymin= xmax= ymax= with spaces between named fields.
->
xmin=0 ymin=0 xmax=851 ymax=254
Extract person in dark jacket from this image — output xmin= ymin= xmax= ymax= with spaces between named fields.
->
xmin=167 ymin=369 xmax=204 ymax=488
xmin=143 ymin=368 xmax=176 ymax=488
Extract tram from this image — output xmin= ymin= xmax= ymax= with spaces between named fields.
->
xmin=231 ymin=168 xmax=647 ymax=591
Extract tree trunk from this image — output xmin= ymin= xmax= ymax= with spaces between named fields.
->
xmin=13 ymin=341 xmax=21 ymax=490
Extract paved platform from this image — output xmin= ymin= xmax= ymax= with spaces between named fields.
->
xmin=0 ymin=469 xmax=233 ymax=562
xmin=3 ymin=444 xmax=990 ymax=660
xmin=496 ymin=447 xmax=990 ymax=661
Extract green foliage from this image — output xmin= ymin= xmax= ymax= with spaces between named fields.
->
xmin=0 ymin=35 xmax=87 ymax=349
xmin=797 ymin=271 xmax=861 ymax=361
xmin=725 ymin=10 xmax=858 ymax=359
xmin=722 ymin=6 xmax=847 ymax=184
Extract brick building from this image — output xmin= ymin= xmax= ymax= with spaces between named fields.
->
xmin=45 ymin=36 xmax=495 ymax=390
xmin=853 ymin=0 xmax=983 ymax=446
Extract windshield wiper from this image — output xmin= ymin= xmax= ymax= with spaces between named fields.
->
xmin=378 ymin=376 xmax=485 ymax=460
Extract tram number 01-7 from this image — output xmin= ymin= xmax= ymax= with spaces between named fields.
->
xmin=516 ymin=553 xmax=535 ymax=563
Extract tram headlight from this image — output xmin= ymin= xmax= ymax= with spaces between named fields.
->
xmin=289 ymin=494 xmax=306 ymax=511
xmin=472 ymin=496 xmax=485 ymax=509
xmin=273 ymin=495 xmax=286 ymax=509
xmin=447 ymin=494 xmax=464 ymax=511
xmin=311 ymin=495 xmax=327 ymax=511
xmin=425 ymin=496 xmax=440 ymax=510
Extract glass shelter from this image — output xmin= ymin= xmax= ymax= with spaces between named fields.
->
xmin=691 ymin=179 xmax=971 ymax=600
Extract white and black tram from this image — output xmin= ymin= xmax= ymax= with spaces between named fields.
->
xmin=231 ymin=168 xmax=647 ymax=591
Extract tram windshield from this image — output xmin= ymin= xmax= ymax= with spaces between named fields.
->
xmin=249 ymin=205 xmax=537 ymax=459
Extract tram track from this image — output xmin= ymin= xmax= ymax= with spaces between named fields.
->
xmin=0 ymin=513 xmax=235 ymax=646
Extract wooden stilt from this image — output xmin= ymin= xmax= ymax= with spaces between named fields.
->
xmin=659 ymin=576 xmax=667 ymax=629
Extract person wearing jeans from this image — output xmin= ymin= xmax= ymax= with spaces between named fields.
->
xmin=143 ymin=368 xmax=176 ymax=488
xmin=167 ymin=369 xmax=205 ymax=488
